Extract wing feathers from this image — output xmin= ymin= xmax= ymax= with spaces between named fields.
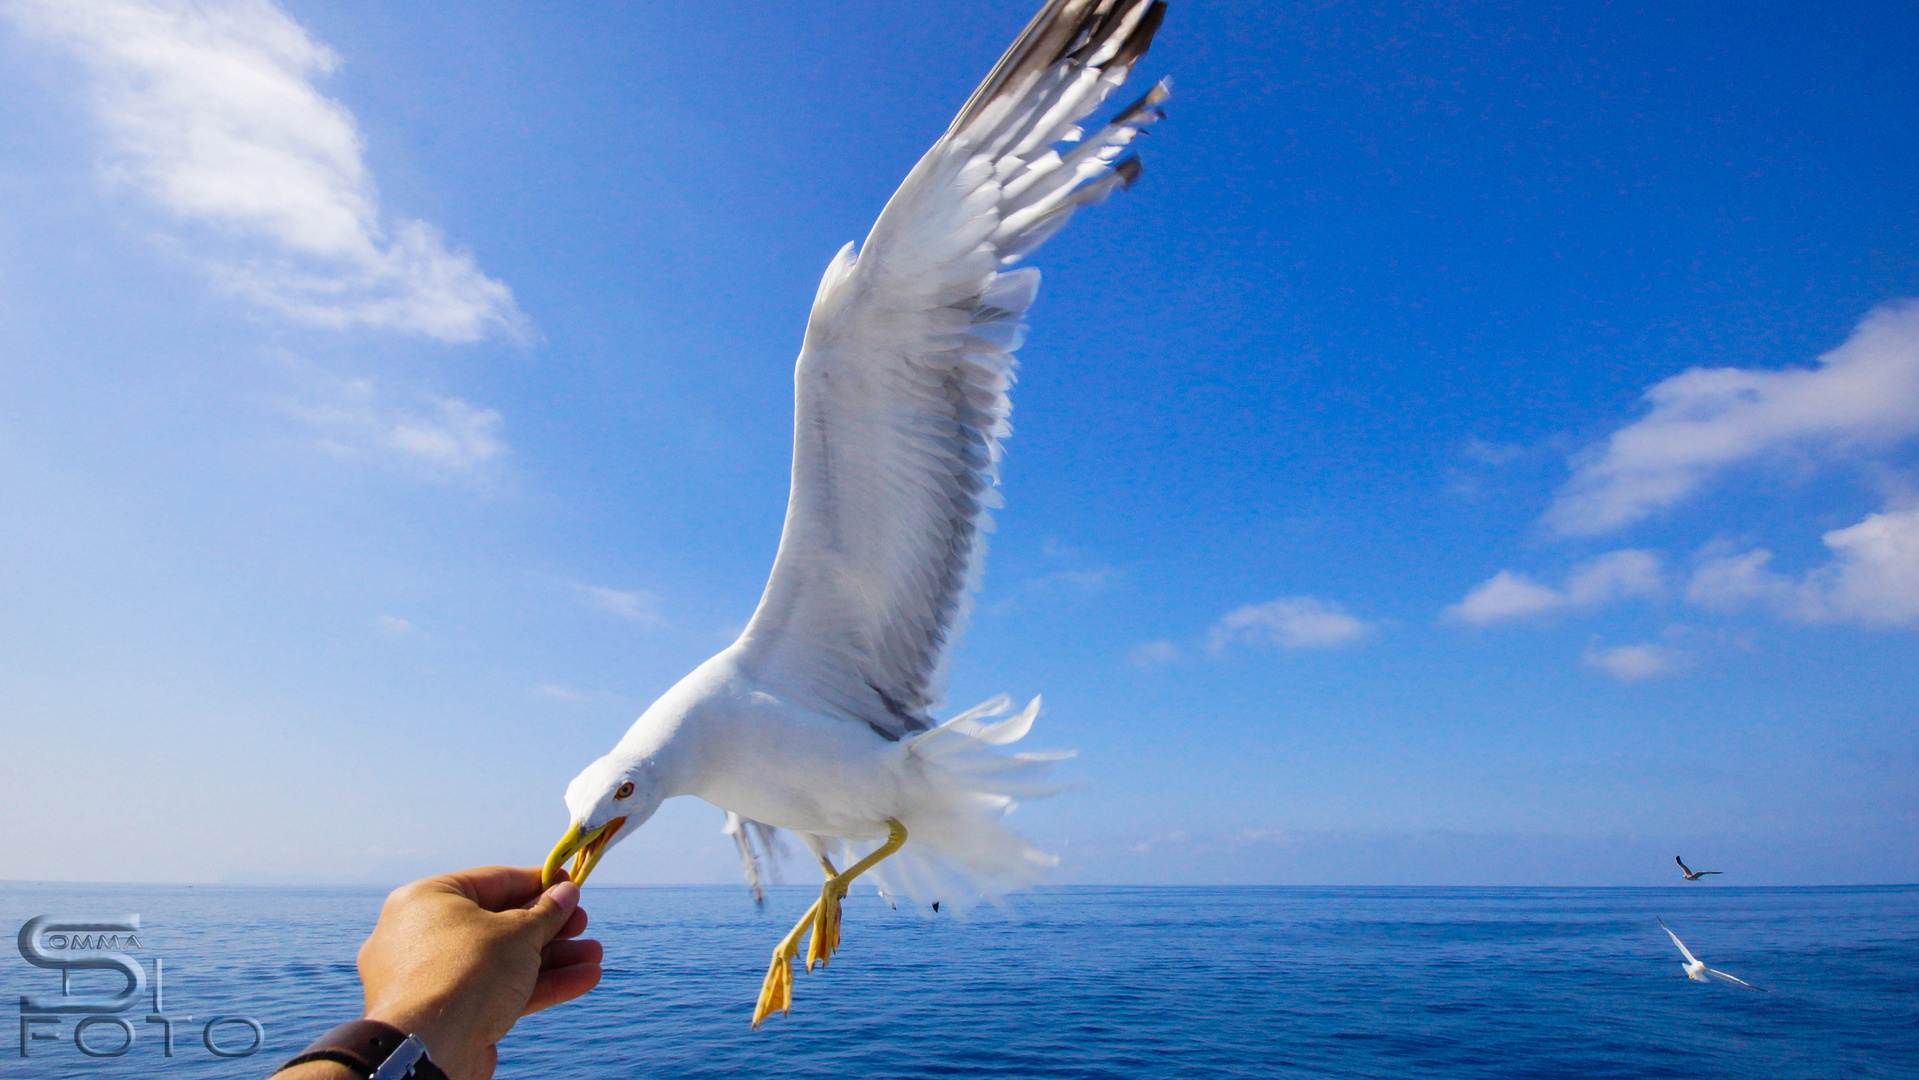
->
xmin=1707 ymin=968 xmax=1764 ymax=990
xmin=946 ymin=0 xmax=1095 ymax=141
xmin=1658 ymin=919 xmax=1701 ymax=964
xmin=723 ymin=811 xmax=788 ymax=904
xmin=740 ymin=0 xmax=1168 ymax=737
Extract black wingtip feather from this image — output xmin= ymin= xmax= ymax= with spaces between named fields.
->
xmin=1065 ymin=0 xmax=1136 ymax=65
xmin=947 ymin=0 xmax=1167 ymax=141
xmin=1109 ymin=0 xmax=1167 ymax=73
xmin=1113 ymin=81 xmax=1172 ymax=127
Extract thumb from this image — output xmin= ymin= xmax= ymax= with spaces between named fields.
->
xmin=518 ymin=880 xmax=581 ymax=942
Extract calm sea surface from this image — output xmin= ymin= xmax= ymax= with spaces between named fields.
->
xmin=3 ymin=884 xmax=1912 ymax=1079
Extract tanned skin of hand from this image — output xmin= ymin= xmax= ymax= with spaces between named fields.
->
xmin=273 ymin=866 xmax=603 ymax=1080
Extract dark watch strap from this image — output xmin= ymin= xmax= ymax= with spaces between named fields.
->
xmin=272 ymin=1019 xmax=448 ymax=1079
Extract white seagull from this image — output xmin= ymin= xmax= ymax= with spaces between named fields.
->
xmin=1675 ymin=855 xmax=1722 ymax=881
xmin=539 ymin=0 xmax=1171 ymax=1028
xmin=1658 ymin=919 xmax=1766 ymax=991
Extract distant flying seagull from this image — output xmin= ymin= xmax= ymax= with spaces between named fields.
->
xmin=540 ymin=0 xmax=1171 ymax=1029
xmin=1675 ymin=856 xmax=1722 ymax=881
xmin=1658 ymin=920 xmax=1766 ymax=991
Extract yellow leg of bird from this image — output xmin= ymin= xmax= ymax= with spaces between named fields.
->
xmin=752 ymin=897 xmax=820 ymax=1029
xmin=749 ymin=821 xmax=908 ymax=1028
xmin=806 ymin=819 xmax=908 ymax=972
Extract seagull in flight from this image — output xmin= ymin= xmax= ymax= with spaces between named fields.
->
xmin=540 ymin=0 xmax=1171 ymax=1028
xmin=1675 ymin=855 xmax=1722 ymax=881
xmin=1658 ymin=920 xmax=1766 ymax=991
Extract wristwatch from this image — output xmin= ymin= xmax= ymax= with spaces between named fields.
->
xmin=273 ymin=1019 xmax=450 ymax=1080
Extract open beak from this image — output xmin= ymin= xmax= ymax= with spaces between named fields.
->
xmin=542 ymin=816 xmax=627 ymax=888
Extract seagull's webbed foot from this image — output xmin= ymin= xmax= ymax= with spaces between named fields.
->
xmin=805 ymin=819 xmax=907 ymax=970
xmin=806 ymin=879 xmax=848 ymax=970
xmin=750 ymin=819 xmax=908 ymax=1028
xmin=752 ymin=898 xmax=818 ymax=1029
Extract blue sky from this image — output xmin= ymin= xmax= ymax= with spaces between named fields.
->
xmin=1 ymin=0 xmax=1914 ymax=887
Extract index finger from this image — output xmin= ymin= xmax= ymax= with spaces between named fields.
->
xmin=435 ymin=866 xmax=547 ymax=912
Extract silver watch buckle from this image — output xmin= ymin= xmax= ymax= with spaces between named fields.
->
xmin=368 ymin=1033 xmax=430 ymax=1080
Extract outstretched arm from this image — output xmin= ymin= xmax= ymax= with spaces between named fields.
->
xmin=273 ymin=867 xmax=603 ymax=1080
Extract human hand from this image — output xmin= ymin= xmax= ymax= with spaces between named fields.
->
xmin=351 ymin=866 xmax=602 ymax=1080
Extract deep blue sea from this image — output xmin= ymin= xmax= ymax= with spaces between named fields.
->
xmin=3 ymin=884 xmax=1913 ymax=1079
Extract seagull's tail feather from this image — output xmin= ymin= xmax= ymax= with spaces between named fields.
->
xmin=857 ymin=693 xmax=1069 ymax=909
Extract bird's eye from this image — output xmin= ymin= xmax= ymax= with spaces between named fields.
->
xmin=615 ymin=781 xmax=635 ymax=800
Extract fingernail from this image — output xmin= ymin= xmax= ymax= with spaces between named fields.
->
xmin=547 ymin=881 xmax=580 ymax=909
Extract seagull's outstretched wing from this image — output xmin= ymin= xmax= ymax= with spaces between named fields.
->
xmin=722 ymin=811 xmax=788 ymax=905
xmin=1658 ymin=919 xmax=1701 ymax=965
xmin=737 ymin=0 xmax=1168 ymax=739
xmin=1706 ymin=967 xmax=1766 ymax=991
xmin=1675 ymin=856 xmax=1691 ymax=876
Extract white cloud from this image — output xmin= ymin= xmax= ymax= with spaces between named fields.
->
xmin=1687 ymin=507 xmax=1919 ymax=627
xmin=1207 ymin=596 xmax=1372 ymax=651
xmin=386 ymin=399 xmax=505 ymax=472
xmin=531 ymin=683 xmax=585 ymax=702
xmin=292 ymin=377 xmax=507 ymax=478
xmin=6 ymin=0 xmax=525 ymax=341
xmin=1582 ymin=642 xmax=1683 ymax=682
xmin=1546 ymin=301 xmax=1919 ymax=536
xmin=577 ymin=585 xmax=663 ymax=623
xmin=1685 ymin=548 xmax=1796 ymax=613
xmin=1445 ymin=549 xmax=1663 ymax=625
xmin=370 ymin=614 xmax=414 ymax=638
xmin=1445 ymin=571 xmax=1563 ymax=624
xmin=1817 ymin=508 xmax=1919 ymax=624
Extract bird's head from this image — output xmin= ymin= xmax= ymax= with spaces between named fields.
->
xmin=542 ymin=753 xmax=663 ymax=888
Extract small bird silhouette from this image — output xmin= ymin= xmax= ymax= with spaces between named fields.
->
xmin=1675 ymin=856 xmax=1722 ymax=881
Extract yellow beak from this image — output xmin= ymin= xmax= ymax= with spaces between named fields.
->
xmin=542 ymin=816 xmax=627 ymax=888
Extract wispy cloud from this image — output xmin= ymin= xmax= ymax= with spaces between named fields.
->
xmin=386 ymin=400 xmax=506 ymax=473
xmin=370 ymin=614 xmax=415 ymax=638
xmin=1443 ymin=435 xmax=1571 ymax=502
xmin=6 ymin=0 xmax=526 ymax=340
xmin=1128 ymin=639 xmax=1183 ymax=669
xmin=1687 ymin=507 xmax=1919 ymax=627
xmin=1207 ymin=596 xmax=1372 ymax=651
xmin=1582 ymin=641 xmax=1684 ymax=682
xmin=292 ymin=376 xmax=507 ymax=479
xmin=992 ymin=538 xmax=1123 ymax=614
xmin=1463 ymin=437 xmax=1526 ymax=467
xmin=576 ymin=584 xmax=663 ymax=624
xmin=1546 ymin=301 xmax=1919 ymax=536
xmin=1445 ymin=549 xmax=1663 ymax=626
xmin=1029 ymin=567 xmax=1120 ymax=595
xmin=530 ymin=683 xmax=635 ymax=706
